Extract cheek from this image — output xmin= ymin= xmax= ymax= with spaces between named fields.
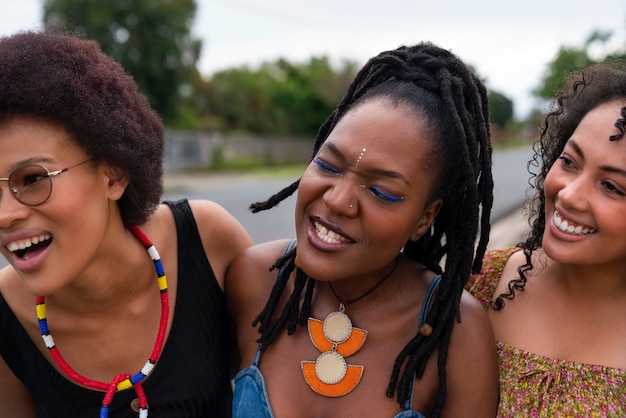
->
xmin=367 ymin=211 xmax=417 ymax=247
xmin=51 ymin=177 xmax=112 ymax=223
xmin=296 ymin=168 xmax=326 ymax=207
xmin=593 ymin=202 xmax=626 ymax=235
xmin=295 ymin=172 xmax=319 ymax=223
xmin=543 ymin=168 xmax=561 ymax=201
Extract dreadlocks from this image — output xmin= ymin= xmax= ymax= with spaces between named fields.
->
xmin=249 ymin=42 xmax=493 ymax=416
xmin=492 ymin=62 xmax=626 ymax=311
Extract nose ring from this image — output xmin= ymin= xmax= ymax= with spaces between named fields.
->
xmin=349 ymin=204 xmax=353 ymax=208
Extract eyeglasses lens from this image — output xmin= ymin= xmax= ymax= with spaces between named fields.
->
xmin=9 ymin=165 xmax=52 ymax=206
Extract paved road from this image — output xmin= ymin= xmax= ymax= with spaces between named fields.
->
xmin=0 ymin=146 xmax=535 ymax=269
xmin=164 ymin=145 xmax=535 ymax=243
xmin=491 ymin=146 xmax=535 ymax=220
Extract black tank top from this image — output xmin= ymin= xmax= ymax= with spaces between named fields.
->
xmin=0 ymin=199 xmax=231 ymax=417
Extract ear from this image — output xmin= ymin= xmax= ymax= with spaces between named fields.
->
xmin=102 ymin=164 xmax=129 ymax=201
xmin=409 ymin=198 xmax=442 ymax=241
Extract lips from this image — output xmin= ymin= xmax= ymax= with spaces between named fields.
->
xmin=6 ymin=234 xmax=52 ymax=259
xmin=553 ymin=211 xmax=596 ymax=236
xmin=313 ymin=220 xmax=351 ymax=244
xmin=306 ymin=216 xmax=355 ymax=252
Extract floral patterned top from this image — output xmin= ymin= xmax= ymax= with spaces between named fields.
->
xmin=466 ymin=248 xmax=626 ymax=417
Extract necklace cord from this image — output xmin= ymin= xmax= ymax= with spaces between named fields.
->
xmin=328 ymin=256 xmax=398 ymax=306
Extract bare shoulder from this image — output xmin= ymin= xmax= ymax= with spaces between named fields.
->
xmin=225 ymin=239 xmax=293 ymax=310
xmin=185 ymin=199 xmax=252 ymax=251
xmin=442 ymin=290 xmax=499 ymax=417
xmin=156 ymin=200 xmax=252 ymax=289
xmin=493 ymin=248 xmax=528 ymax=296
xmin=452 ymin=290 xmax=497 ymax=355
xmin=225 ymin=240 xmax=292 ymax=366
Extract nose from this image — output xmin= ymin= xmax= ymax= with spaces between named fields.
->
xmin=0 ymin=183 xmax=30 ymax=228
xmin=322 ymin=175 xmax=359 ymax=217
xmin=556 ymin=174 xmax=590 ymax=212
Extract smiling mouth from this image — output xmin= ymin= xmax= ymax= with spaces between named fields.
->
xmin=6 ymin=234 xmax=52 ymax=259
xmin=553 ymin=211 xmax=596 ymax=236
xmin=313 ymin=221 xmax=351 ymax=244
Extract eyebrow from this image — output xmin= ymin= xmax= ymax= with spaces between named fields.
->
xmin=17 ymin=157 xmax=55 ymax=169
xmin=2 ymin=157 xmax=55 ymax=175
xmin=324 ymin=141 xmax=411 ymax=185
xmin=567 ymin=138 xmax=626 ymax=178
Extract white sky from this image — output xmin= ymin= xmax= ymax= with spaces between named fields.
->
xmin=2 ymin=0 xmax=625 ymax=119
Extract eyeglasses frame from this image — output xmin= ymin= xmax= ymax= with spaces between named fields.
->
xmin=0 ymin=158 xmax=94 ymax=207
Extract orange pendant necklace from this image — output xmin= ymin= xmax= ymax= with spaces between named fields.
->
xmin=301 ymin=257 xmax=398 ymax=397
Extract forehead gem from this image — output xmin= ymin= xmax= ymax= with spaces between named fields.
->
xmin=354 ymin=148 xmax=367 ymax=168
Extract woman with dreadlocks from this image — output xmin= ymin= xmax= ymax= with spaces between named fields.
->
xmin=228 ymin=42 xmax=498 ymax=417
xmin=467 ymin=62 xmax=626 ymax=415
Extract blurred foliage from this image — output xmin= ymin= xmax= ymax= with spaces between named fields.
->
xmin=196 ymin=57 xmax=358 ymax=137
xmin=488 ymin=90 xmax=514 ymax=129
xmin=43 ymin=0 xmax=201 ymax=126
xmin=199 ymin=56 xmax=518 ymax=137
xmin=534 ymin=30 xmax=626 ymax=100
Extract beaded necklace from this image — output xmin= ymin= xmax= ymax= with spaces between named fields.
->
xmin=35 ymin=224 xmax=169 ymax=418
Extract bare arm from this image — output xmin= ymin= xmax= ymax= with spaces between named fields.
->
xmin=442 ymin=290 xmax=499 ymax=417
xmin=0 ymin=355 xmax=36 ymax=418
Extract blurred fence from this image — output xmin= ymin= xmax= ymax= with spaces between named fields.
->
xmin=164 ymin=130 xmax=312 ymax=172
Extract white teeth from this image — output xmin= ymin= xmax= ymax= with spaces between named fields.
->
xmin=6 ymin=234 xmax=51 ymax=252
xmin=553 ymin=212 xmax=595 ymax=235
xmin=314 ymin=221 xmax=349 ymax=244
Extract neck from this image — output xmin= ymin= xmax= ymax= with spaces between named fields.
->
xmin=542 ymin=253 xmax=626 ymax=300
xmin=328 ymin=257 xmax=398 ymax=307
xmin=46 ymin=227 xmax=156 ymax=315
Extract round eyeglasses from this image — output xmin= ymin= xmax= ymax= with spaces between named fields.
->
xmin=0 ymin=159 xmax=93 ymax=206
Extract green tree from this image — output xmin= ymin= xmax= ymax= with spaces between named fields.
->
xmin=534 ymin=30 xmax=613 ymax=100
xmin=203 ymin=57 xmax=357 ymax=137
xmin=207 ymin=66 xmax=278 ymax=134
xmin=43 ymin=0 xmax=201 ymax=126
xmin=269 ymin=57 xmax=346 ymax=136
xmin=488 ymin=89 xmax=514 ymax=128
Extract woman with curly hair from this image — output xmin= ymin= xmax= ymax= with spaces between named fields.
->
xmin=467 ymin=62 xmax=626 ymax=415
xmin=0 ymin=30 xmax=251 ymax=417
xmin=228 ymin=42 xmax=498 ymax=417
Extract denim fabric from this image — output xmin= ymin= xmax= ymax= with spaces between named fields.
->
xmin=232 ymin=364 xmax=425 ymax=418
xmin=232 ymin=364 xmax=274 ymax=418
xmin=395 ymin=409 xmax=426 ymax=418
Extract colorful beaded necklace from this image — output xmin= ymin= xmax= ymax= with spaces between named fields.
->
xmin=35 ymin=224 xmax=169 ymax=418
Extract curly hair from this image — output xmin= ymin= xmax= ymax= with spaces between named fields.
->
xmin=492 ymin=61 xmax=626 ymax=310
xmin=0 ymin=30 xmax=163 ymax=225
xmin=249 ymin=42 xmax=493 ymax=416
